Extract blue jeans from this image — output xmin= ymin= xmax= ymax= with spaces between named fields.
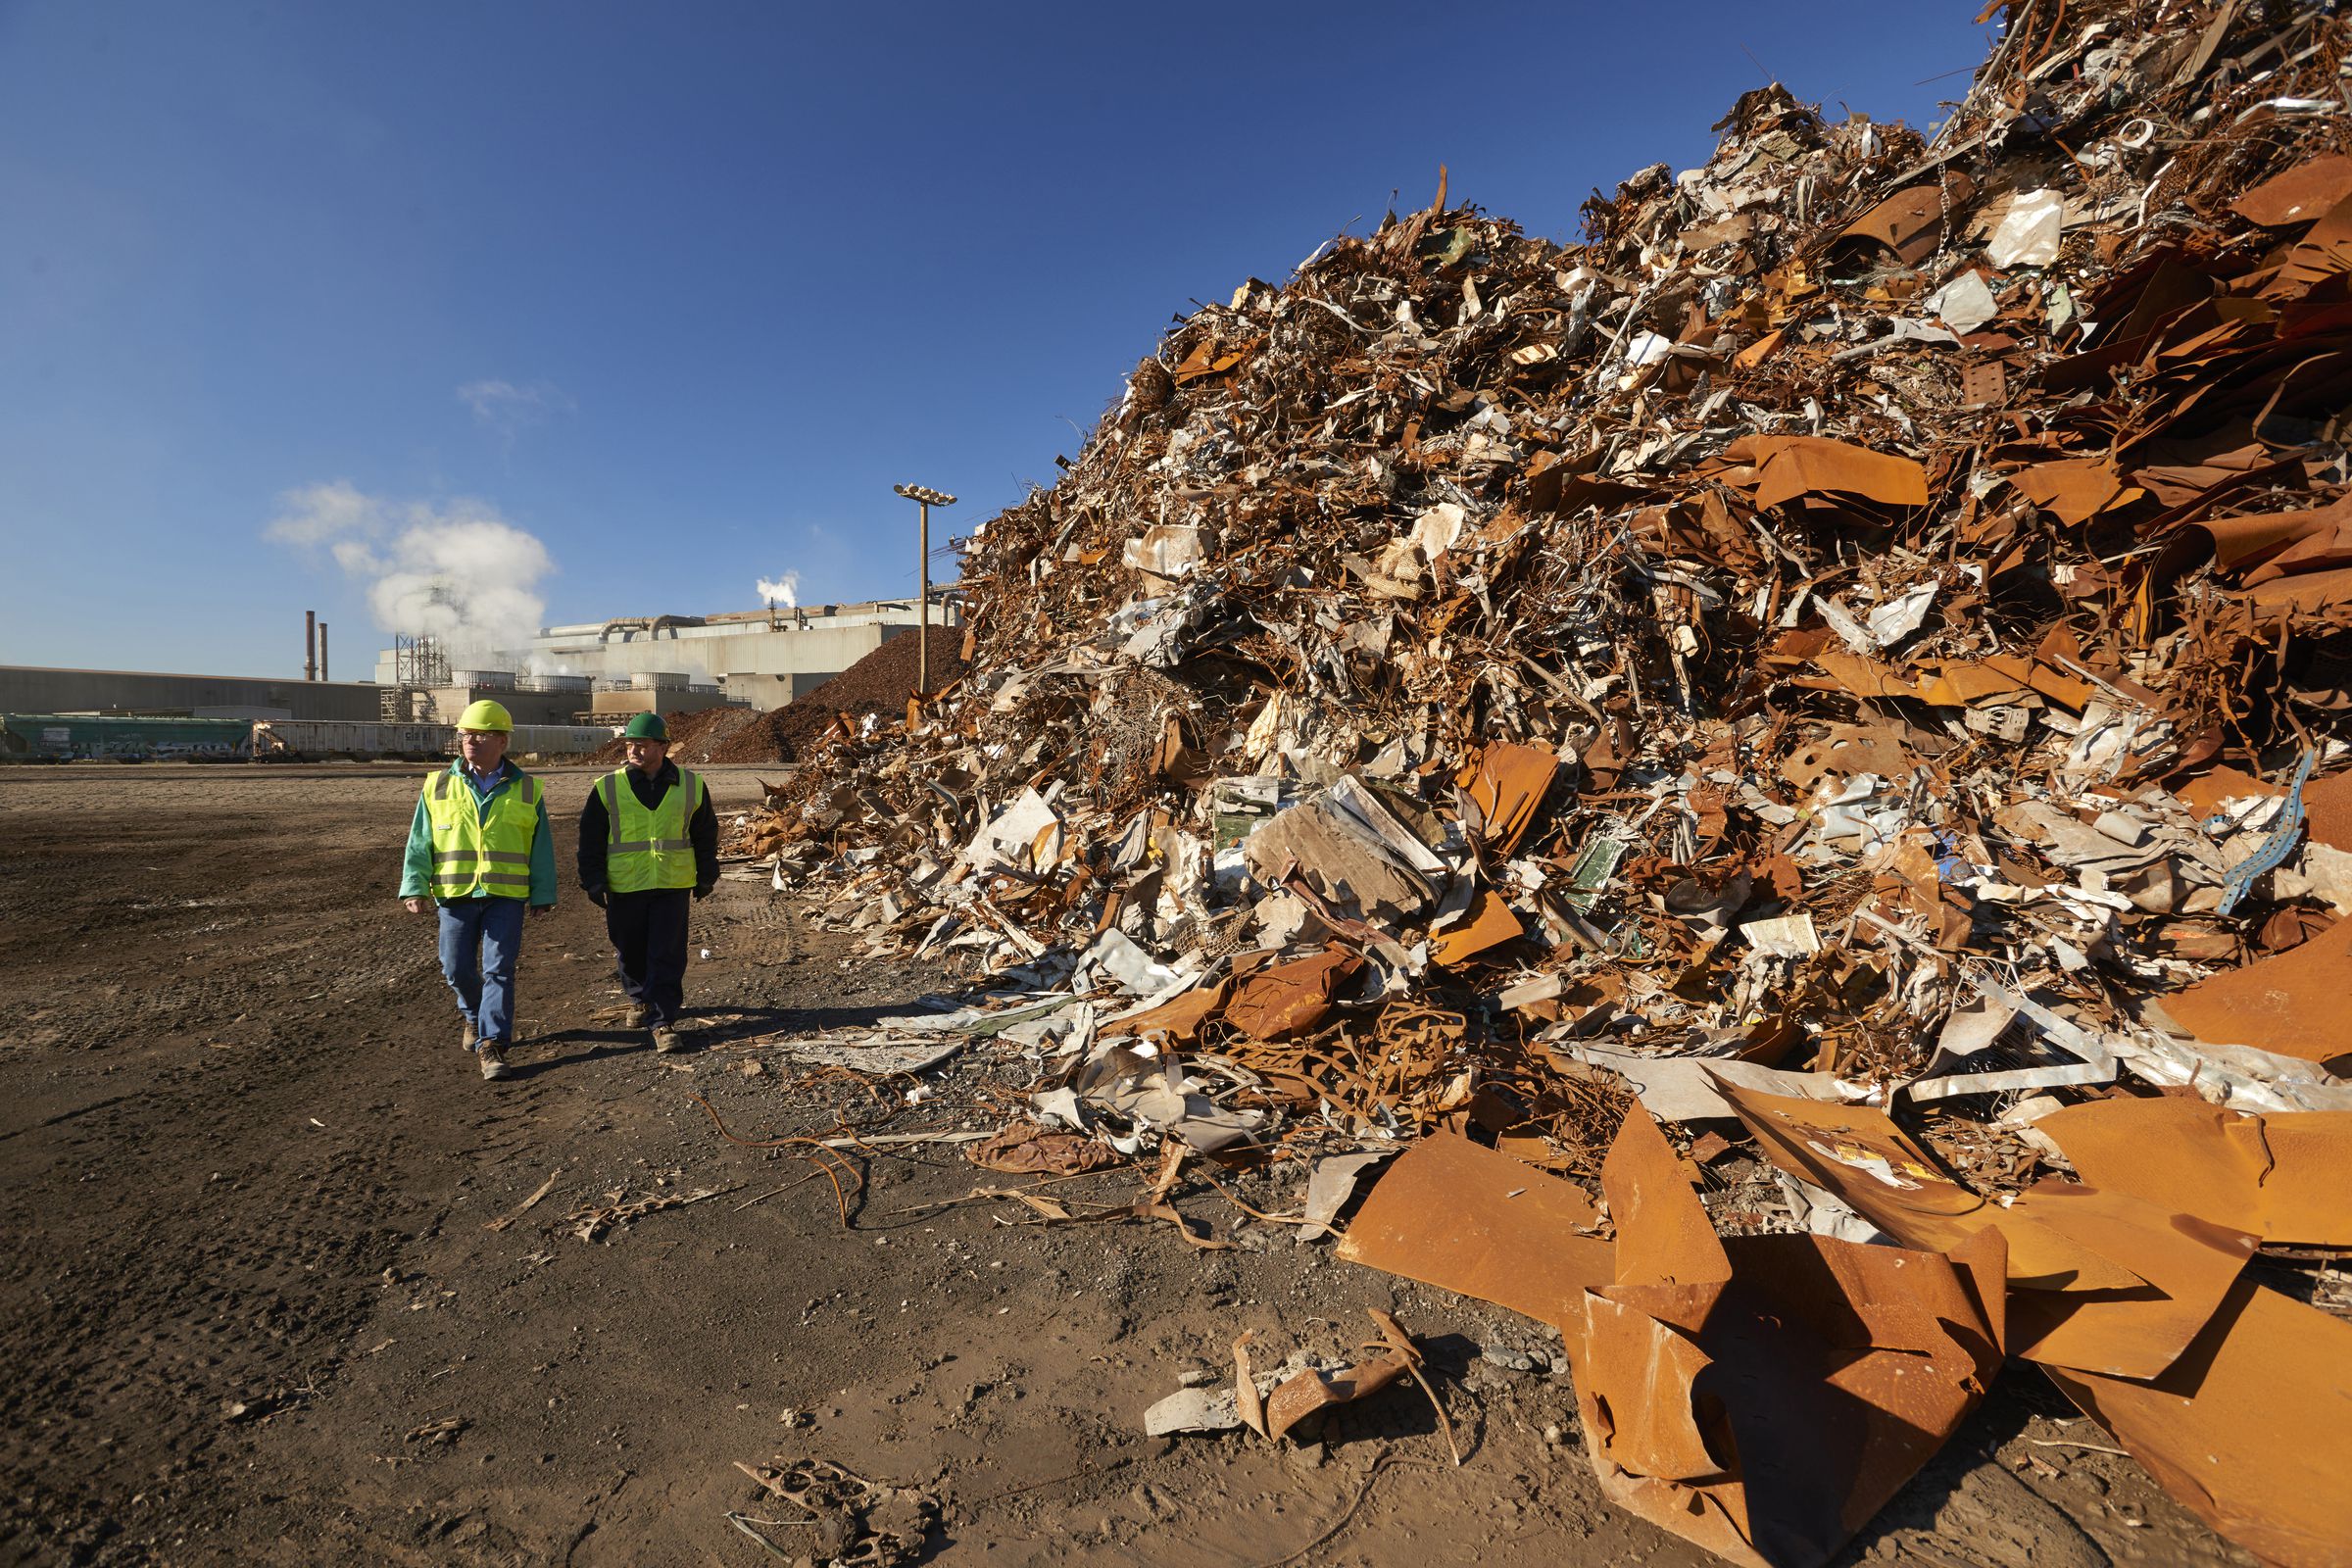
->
xmin=436 ymin=897 xmax=527 ymax=1045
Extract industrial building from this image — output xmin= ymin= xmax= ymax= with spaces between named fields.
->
xmin=370 ymin=598 xmax=956 ymax=722
xmin=1 ymin=597 xmax=957 ymax=734
xmin=0 ymin=665 xmax=381 ymax=723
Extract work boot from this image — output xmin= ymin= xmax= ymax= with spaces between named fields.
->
xmin=651 ymin=1025 xmax=684 ymax=1054
xmin=461 ymin=1021 xmax=478 ymax=1052
xmin=477 ymin=1040 xmax=513 ymax=1081
xmin=627 ymin=1004 xmax=653 ymax=1029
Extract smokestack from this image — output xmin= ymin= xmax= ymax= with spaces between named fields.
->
xmin=305 ymin=610 xmax=317 ymax=681
xmin=319 ymin=621 xmax=329 ymax=682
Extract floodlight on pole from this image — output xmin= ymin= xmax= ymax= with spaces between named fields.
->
xmin=893 ymin=483 xmax=957 ymax=694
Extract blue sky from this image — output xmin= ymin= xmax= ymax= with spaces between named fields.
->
xmin=0 ymin=1 xmax=1995 ymax=678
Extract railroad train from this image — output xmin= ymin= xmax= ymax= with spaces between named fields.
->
xmin=0 ymin=714 xmax=615 ymax=762
xmin=248 ymin=719 xmax=615 ymax=760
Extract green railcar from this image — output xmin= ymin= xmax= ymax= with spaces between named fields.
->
xmin=0 ymin=714 xmax=251 ymax=762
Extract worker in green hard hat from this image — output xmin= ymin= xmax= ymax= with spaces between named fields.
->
xmin=576 ymin=710 xmax=718 ymax=1054
xmin=397 ymin=698 xmax=557 ymax=1081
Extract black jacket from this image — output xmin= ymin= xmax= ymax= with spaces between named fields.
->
xmin=577 ymin=760 xmax=721 ymax=897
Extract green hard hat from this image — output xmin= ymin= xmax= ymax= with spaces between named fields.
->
xmin=621 ymin=711 xmax=668 ymax=741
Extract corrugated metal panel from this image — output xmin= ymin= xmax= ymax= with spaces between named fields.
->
xmin=255 ymin=720 xmax=450 ymax=758
xmin=511 ymin=724 xmax=614 ymax=754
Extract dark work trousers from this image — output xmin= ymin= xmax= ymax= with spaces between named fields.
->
xmin=606 ymin=889 xmax=691 ymax=1028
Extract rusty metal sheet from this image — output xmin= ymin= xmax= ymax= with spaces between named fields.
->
xmin=2171 ymin=764 xmax=2274 ymax=816
xmin=2007 ymin=652 xmax=2099 ymax=710
xmin=2232 ymin=153 xmax=2352 ymax=227
xmin=964 ymin=1119 xmax=1122 ymax=1176
xmin=1334 ymin=1132 xmax=1610 ymax=1322
xmin=2037 ymin=1098 xmax=2352 ymax=1245
xmin=2162 ymin=917 xmax=2352 ymax=1065
xmin=1711 ymin=1077 xmax=2258 ymax=1382
xmin=1219 ymin=949 xmax=1357 ymax=1042
xmin=2183 ymin=490 xmax=2352 ymax=574
xmin=1560 ymin=1108 xmax=1754 ymax=1564
xmin=1997 ymin=1179 xmax=2256 ymax=1379
xmin=2268 ymin=190 xmax=2352 ymax=298
xmin=1913 ymin=659 xmax=2030 ymax=706
xmin=1260 ymin=1353 xmax=1411 ymax=1441
xmin=1601 ymin=1099 xmax=1730 ymax=1291
xmin=2178 ymin=762 xmax=2352 ymax=851
xmin=2046 ymin=1282 xmax=2352 ymax=1568
xmin=1169 ymin=334 xmax=1259 ymax=384
xmin=2242 ymin=563 xmax=2352 ymax=613
xmin=1462 ymin=741 xmax=1558 ymax=856
xmin=1707 ymin=1078 xmax=2132 ymax=1287
xmin=1565 ymin=1109 xmax=2007 ymax=1568
xmin=2009 ymin=459 xmax=2135 ymax=523
xmin=1832 ymin=176 xmax=1976 ymax=266
xmin=1694 ymin=1228 xmax=2006 ymax=1567
xmin=2242 ymin=513 xmax=2352 ymax=586
xmin=1913 ymin=652 xmax=2095 ymax=710
xmin=1110 ymin=977 xmax=1229 ymax=1043
xmin=1797 ymin=650 xmax=1922 ymax=701
xmin=1778 ymin=724 xmax=1919 ymax=789
xmin=1727 ymin=435 xmax=1931 ymax=512
xmin=1428 ymin=887 xmax=1524 ymax=968
xmin=1960 ymin=359 xmax=2006 ymax=407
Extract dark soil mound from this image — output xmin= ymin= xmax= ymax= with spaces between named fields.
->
xmin=704 ymin=625 xmax=965 ymax=764
xmin=584 ymin=704 xmax=761 ymax=766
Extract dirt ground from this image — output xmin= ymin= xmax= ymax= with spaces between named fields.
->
xmin=0 ymin=763 xmax=2252 ymax=1568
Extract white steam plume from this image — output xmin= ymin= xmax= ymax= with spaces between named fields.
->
xmin=756 ymin=570 xmax=800 ymax=609
xmin=269 ymin=481 xmax=554 ymax=666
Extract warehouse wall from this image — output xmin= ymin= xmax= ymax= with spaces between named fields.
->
xmin=586 ymin=688 xmax=743 ymax=718
xmin=0 ymin=665 xmax=380 ymax=721
xmin=374 ymin=600 xmax=958 ymax=687
xmin=548 ymin=622 xmax=902 ymax=680
xmin=415 ymin=685 xmax=584 ymax=726
xmin=721 ymin=670 xmax=838 ymax=710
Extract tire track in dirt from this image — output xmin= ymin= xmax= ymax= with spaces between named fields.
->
xmin=0 ymin=790 xmax=440 ymax=1563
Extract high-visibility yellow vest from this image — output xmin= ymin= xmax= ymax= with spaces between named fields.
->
xmin=601 ymin=767 xmax=706 ymax=893
xmin=421 ymin=767 xmax=542 ymax=900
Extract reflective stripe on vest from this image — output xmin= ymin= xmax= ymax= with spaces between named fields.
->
xmin=421 ymin=767 xmax=542 ymax=898
xmin=603 ymin=767 xmax=704 ymax=893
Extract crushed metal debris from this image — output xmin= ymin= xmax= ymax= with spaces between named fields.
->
xmin=708 ymin=4 xmax=2352 ymax=1562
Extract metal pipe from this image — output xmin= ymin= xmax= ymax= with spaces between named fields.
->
xmin=305 ymin=611 xmax=317 ymax=681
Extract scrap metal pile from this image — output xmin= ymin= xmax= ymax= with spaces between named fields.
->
xmin=735 ymin=3 xmax=2352 ymax=1562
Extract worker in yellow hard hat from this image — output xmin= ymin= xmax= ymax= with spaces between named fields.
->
xmin=397 ymin=698 xmax=556 ymax=1081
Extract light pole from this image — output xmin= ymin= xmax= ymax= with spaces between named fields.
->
xmin=893 ymin=483 xmax=956 ymax=694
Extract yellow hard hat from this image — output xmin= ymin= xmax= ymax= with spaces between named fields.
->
xmin=457 ymin=699 xmax=514 ymax=733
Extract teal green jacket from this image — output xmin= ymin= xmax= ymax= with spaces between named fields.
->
xmin=398 ymin=760 xmax=559 ymax=906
